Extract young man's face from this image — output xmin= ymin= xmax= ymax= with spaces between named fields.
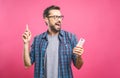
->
xmin=45 ymin=9 xmax=63 ymax=33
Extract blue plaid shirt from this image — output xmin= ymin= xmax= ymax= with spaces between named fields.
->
xmin=30 ymin=30 xmax=78 ymax=78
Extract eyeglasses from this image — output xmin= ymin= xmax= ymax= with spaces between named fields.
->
xmin=47 ymin=15 xmax=64 ymax=20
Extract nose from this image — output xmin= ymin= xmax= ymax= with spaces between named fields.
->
xmin=58 ymin=17 xmax=62 ymax=22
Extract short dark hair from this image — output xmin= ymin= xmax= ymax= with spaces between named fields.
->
xmin=43 ymin=5 xmax=60 ymax=18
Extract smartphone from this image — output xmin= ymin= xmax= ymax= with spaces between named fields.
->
xmin=76 ymin=38 xmax=85 ymax=47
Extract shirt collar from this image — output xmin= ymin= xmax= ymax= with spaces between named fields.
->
xmin=42 ymin=30 xmax=65 ymax=41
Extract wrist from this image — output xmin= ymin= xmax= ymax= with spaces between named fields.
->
xmin=76 ymin=55 xmax=82 ymax=58
xmin=24 ymin=42 xmax=30 ymax=45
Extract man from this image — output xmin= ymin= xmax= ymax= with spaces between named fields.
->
xmin=22 ymin=5 xmax=84 ymax=78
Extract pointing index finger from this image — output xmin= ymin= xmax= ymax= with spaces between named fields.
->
xmin=26 ymin=24 xmax=29 ymax=31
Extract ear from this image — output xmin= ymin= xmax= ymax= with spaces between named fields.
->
xmin=44 ymin=17 xmax=48 ymax=25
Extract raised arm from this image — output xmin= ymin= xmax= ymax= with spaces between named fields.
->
xmin=22 ymin=24 xmax=32 ymax=67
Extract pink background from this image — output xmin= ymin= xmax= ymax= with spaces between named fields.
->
xmin=0 ymin=0 xmax=120 ymax=78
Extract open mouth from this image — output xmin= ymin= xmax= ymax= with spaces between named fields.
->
xmin=55 ymin=23 xmax=61 ymax=26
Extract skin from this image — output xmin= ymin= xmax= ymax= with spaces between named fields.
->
xmin=44 ymin=10 xmax=62 ymax=35
xmin=22 ymin=9 xmax=84 ymax=69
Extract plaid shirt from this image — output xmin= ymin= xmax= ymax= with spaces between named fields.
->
xmin=30 ymin=30 xmax=78 ymax=78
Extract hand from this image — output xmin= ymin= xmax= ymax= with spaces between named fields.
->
xmin=22 ymin=24 xmax=31 ymax=44
xmin=73 ymin=46 xmax=84 ymax=56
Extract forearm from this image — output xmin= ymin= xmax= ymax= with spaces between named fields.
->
xmin=23 ymin=43 xmax=32 ymax=67
xmin=75 ymin=55 xmax=83 ymax=69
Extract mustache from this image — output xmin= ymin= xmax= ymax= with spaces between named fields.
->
xmin=56 ymin=21 xmax=61 ymax=23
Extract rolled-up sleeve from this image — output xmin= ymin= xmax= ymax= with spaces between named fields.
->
xmin=71 ymin=34 xmax=78 ymax=66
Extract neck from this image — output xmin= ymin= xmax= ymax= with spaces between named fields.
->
xmin=48 ymin=29 xmax=59 ymax=36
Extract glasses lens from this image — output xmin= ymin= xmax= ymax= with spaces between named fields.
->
xmin=48 ymin=15 xmax=64 ymax=20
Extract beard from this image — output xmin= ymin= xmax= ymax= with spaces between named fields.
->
xmin=50 ymin=25 xmax=61 ymax=33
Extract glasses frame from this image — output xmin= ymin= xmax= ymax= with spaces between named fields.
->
xmin=47 ymin=15 xmax=64 ymax=20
